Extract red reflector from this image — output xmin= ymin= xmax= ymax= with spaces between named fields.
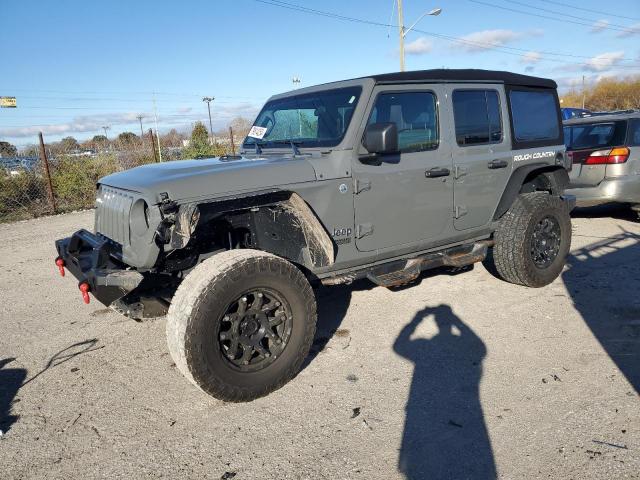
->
xmin=585 ymin=147 xmax=630 ymax=165
xmin=55 ymin=258 xmax=65 ymax=277
xmin=79 ymin=282 xmax=91 ymax=304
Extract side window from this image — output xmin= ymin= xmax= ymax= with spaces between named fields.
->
xmin=452 ymin=89 xmax=503 ymax=146
xmin=367 ymin=91 xmax=438 ymax=153
xmin=509 ymin=89 xmax=560 ymax=144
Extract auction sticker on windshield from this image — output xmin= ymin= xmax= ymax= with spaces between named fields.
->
xmin=248 ymin=126 xmax=268 ymax=139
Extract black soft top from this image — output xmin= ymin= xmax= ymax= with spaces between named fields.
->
xmin=363 ymin=69 xmax=556 ymax=89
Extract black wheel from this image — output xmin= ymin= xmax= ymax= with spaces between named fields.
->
xmin=483 ymin=192 xmax=572 ymax=287
xmin=166 ymin=249 xmax=316 ymax=402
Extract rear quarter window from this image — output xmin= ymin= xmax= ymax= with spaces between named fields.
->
xmin=508 ymin=89 xmax=561 ymax=149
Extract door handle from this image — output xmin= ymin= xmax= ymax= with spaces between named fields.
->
xmin=488 ymin=159 xmax=508 ymax=169
xmin=425 ymin=167 xmax=450 ymax=178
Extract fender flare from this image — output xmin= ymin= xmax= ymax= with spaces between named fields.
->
xmin=494 ymin=164 xmax=569 ymax=220
xmin=170 ymin=190 xmax=335 ymax=270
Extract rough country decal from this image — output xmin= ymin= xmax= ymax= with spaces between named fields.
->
xmin=513 ymin=151 xmax=555 ymax=162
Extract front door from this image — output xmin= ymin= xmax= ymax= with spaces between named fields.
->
xmin=446 ymin=85 xmax=513 ymax=230
xmin=353 ymin=85 xmax=453 ymax=252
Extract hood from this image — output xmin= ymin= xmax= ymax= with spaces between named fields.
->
xmin=99 ymin=156 xmax=318 ymax=203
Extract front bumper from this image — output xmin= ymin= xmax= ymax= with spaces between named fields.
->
xmin=55 ymin=229 xmax=144 ymax=307
xmin=566 ymin=175 xmax=640 ymax=207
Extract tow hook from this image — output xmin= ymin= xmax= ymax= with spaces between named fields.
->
xmin=78 ymin=282 xmax=91 ymax=304
xmin=55 ymin=257 xmax=65 ymax=277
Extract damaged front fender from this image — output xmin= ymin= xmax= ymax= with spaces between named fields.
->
xmin=161 ymin=191 xmax=335 ymax=270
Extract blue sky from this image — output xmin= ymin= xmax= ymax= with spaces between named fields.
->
xmin=1 ymin=0 xmax=639 ymax=147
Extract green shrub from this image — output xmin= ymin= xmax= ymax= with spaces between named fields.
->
xmin=52 ymin=154 xmax=119 ymax=211
xmin=0 ymin=172 xmax=50 ymax=222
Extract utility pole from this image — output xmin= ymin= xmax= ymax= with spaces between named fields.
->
xmin=136 ymin=114 xmax=144 ymax=137
xmin=582 ymin=75 xmax=586 ymax=109
xmin=292 ymin=77 xmax=302 ymax=135
xmin=153 ymin=93 xmax=162 ymax=162
xmin=397 ymin=3 xmax=442 ymax=72
xmin=202 ymin=96 xmax=215 ymax=145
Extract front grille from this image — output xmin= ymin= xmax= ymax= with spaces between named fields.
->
xmin=94 ymin=185 xmax=134 ymax=246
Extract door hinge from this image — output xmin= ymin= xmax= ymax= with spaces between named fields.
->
xmin=354 ymin=178 xmax=371 ymax=194
xmin=454 ymin=165 xmax=468 ymax=179
xmin=356 ymin=223 xmax=374 ymax=238
xmin=454 ymin=205 xmax=468 ymax=219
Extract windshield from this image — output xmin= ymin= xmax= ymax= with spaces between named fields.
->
xmin=564 ymin=121 xmax=627 ymax=151
xmin=243 ymin=86 xmax=362 ymax=148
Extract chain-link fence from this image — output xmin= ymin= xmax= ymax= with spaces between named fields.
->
xmin=0 ymin=129 xmax=241 ymax=223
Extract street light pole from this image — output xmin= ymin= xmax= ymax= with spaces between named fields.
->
xmin=202 ymin=96 xmax=215 ymax=145
xmin=102 ymin=125 xmax=110 ymax=139
xmin=398 ymin=0 xmax=406 ymax=72
xmin=397 ymin=3 xmax=442 ymax=72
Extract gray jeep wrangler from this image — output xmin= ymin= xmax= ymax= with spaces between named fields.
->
xmin=55 ymin=69 xmax=574 ymax=401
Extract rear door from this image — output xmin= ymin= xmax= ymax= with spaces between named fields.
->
xmin=446 ymin=84 xmax=512 ymax=230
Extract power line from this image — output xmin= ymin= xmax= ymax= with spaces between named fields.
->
xmin=249 ymin=0 xmax=640 ymax=68
xmin=468 ymin=0 xmax=633 ymax=34
xmin=11 ymin=95 xmax=260 ymax=105
xmin=536 ymin=0 xmax=640 ymax=22
xmin=5 ymin=88 xmax=264 ymax=100
xmin=416 ymin=30 xmax=636 ymax=65
xmin=504 ymin=0 xmax=637 ymax=31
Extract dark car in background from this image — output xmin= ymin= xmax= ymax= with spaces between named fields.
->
xmin=562 ymin=107 xmax=591 ymax=120
xmin=564 ymin=111 xmax=640 ymax=216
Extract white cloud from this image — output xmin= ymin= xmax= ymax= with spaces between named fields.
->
xmin=591 ymin=19 xmax=610 ymax=33
xmin=616 ymin=22 xmax=640 ymax=37
xmin=0 ymin=103 xmax=260 ymax=140
xmin=176 ymin=106 xmax=193 ymax=114
xmin=521 ymin=51 xmax=542 ymax=64
xmin=554 ymin=51 xmax=627 ymax=74
xmin=584 ymin=51 xmax=626 ymax=72
xmin=455 ymin=29 xmax=540 ymax=52
xmin=405 ymin=37 xmax=433 ymax=55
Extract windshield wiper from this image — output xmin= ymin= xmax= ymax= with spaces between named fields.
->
xmin=269 ymin=140 xmax=303 ymax=156
xmin=252 ymin=140 xmax=264 ymax=155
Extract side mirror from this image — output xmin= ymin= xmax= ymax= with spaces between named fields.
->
xmin=363 ymin=122 xmax=398 ymax=155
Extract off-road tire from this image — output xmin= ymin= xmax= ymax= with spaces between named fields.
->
xmin=166 ymin=249 xmax=317 ymax=402
xmin=483 ymin=192 xmax=571 ymax=287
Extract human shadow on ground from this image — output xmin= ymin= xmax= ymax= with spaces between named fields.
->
xmin=563 ymin=228 xmax=640 ymax=393
xmin=393 ymin=305 xmax=495 ymax=480
xmin=0 ymin=358 xmax=27 ymax=434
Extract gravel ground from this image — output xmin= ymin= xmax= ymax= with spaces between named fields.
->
xmin=0 ymin=207 xmax=638 ymax=479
